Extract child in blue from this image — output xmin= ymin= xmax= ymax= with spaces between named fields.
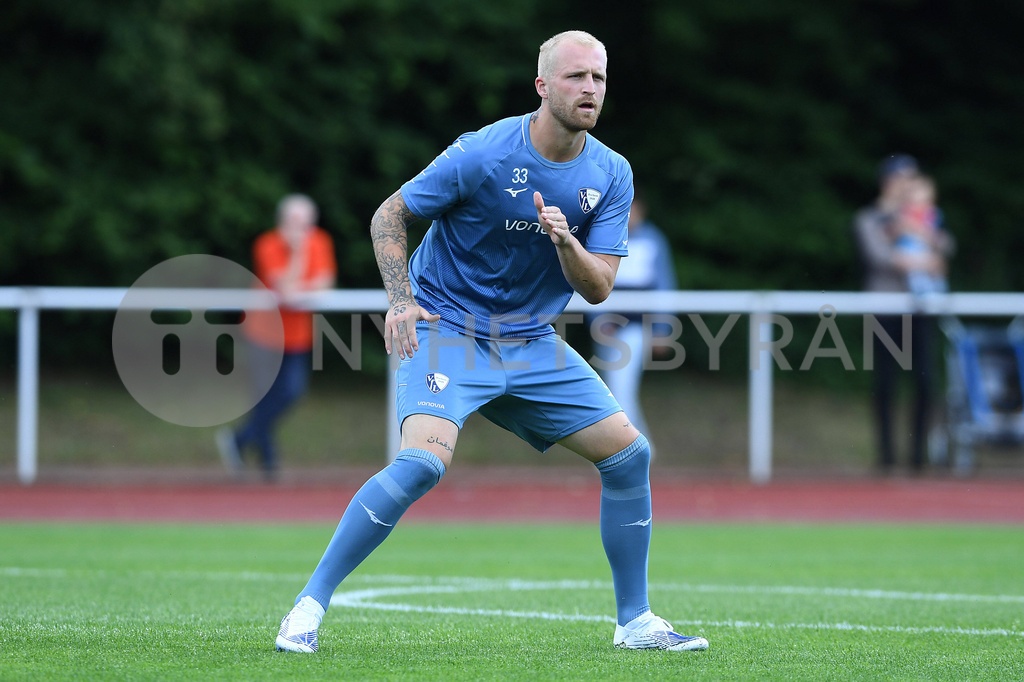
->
xmin=275 ymin=31 xmax=709 ymax=654
xmin=891 ymin=174 xmax=948 ymax=296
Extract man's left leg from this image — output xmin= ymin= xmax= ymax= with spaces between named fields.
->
xmin=563 ymin=417 xmax=651 ymax=624
xmin=495 ymin=335 xmax=707 ymax=651
xmin=560 ymin=416 xmax=708 ymax=651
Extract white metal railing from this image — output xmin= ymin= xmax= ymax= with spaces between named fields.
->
xmin=3 ymin=286 xmax=1023 ymax=485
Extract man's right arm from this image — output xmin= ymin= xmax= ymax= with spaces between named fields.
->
xmin=370 ymin=189 xmax=439 ymax=358
xmin=370 ymin=189 xmax=417 ymax=307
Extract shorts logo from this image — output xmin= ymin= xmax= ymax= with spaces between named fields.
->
xmin=425 ymin=372 xmax=450 ymax=394
xmin=579 ymin=188 xmax=602 ymax=214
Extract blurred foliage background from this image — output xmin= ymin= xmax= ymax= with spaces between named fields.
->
xmin=2 ymin=0 xmax=1022 ymax=372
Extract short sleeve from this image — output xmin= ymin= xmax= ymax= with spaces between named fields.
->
xmin=583 ymin=164 xmax=633 ymax=257
xmin=401 ymin=132 xmax=487 ymax=220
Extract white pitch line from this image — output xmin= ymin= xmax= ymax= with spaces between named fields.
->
xmin=335 ymin=600 xmax=615 ymax=624
xmin=330 ymin=578 xmax=1024 ymax=639
xmin=343 ymin=575 xmax=1024 ymax=605
xmin=0 ymin=567 xmax=68 ymax=578
xmin=4 ymin=567 xmax=1023 ymax=606
xmin=671 ymin=619 xmax=1024 ymax=639
xmin=3 ymin=566 xmax=1023 ymax=605
xmin=0 ymin=567 xmax=310 ymax=582
xmin=650 ymin=582 xmax=1024 ymax=604
xmin=3 ymin=565 xmax=1022 ymax=637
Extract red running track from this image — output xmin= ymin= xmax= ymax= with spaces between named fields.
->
xmin=1 ymin=473 xmax=1022 ymax=524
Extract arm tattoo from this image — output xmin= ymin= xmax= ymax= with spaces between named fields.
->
xmin=370 ymin=189 xmax=418 ymax=307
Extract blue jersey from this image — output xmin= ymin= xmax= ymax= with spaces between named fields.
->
xmin=401 ymin=114 xmax=633 ymax=339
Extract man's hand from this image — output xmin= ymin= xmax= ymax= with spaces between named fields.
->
xmin=533 ymin=191 xmax=618 ymax=304
xmin=384 ymin=301 xmax=440 ymax=359
xmin=281 ymin=223 xmax=311 ymax=252
xmin=534 ymin=192 xmax=572 ymax=246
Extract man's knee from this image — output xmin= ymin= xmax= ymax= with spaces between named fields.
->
xmin=560 ymin=412 xmax=642 ymax=462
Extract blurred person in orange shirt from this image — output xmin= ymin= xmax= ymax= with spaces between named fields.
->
xmin=218 ymin=194 xmax=336 ymax=481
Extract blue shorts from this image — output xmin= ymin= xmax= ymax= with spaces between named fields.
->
xmin=396 ymin=323 xmax=622 ymax=452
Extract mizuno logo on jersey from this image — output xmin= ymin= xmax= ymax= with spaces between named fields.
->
xmin=579 ymin=188 xmax=602 ymax=214
xmin=504 ymin=187 xmax=529 ymax=197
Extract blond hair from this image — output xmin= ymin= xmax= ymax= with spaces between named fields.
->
xmin=537 ymin=30 xmax=606 ymax=79
xmin=276 ymin=193 xmax=318 ymax=225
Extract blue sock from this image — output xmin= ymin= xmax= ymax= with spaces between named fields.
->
xmin=298 ymin=449 xmax=446 ymax=611
xmin=595 ymin=434 xmax=652 ymax=626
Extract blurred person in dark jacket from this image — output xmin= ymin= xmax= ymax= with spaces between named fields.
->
xmin=853 ymin=154 xmax=955 ymax=474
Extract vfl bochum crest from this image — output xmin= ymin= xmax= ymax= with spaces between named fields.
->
xmin=579 ymin=188 xmax=602 ymax=214
xmin=426 ymin=372 xmax=450 ymax=394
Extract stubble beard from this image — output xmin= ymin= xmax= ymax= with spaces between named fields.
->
xmin=548 ymin=96 xmax=601 ymax=133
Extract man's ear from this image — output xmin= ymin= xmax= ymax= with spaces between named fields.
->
xmin=535 ymin=76 xmax=547 ymax=99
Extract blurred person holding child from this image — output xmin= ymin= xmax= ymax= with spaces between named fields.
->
xmin=590 ymin=189 xmax=677 ymax=449
xmin=217 ymin=194 xmax=337 ymax=481
xmin=853 ymin=155 xmax=955 ymax=474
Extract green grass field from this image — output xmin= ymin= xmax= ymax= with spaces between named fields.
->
xmin=2 ymin=522 xmax=1021 ymax=681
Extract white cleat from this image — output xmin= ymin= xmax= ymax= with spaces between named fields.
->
xmin=275 ymin=596 xmax=325 ymax=653
xmin=613 ymin=611 xmax=709 ymax=651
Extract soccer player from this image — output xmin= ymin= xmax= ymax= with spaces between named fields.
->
xmin=275 ymin=30 xmax=709 ymax=653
